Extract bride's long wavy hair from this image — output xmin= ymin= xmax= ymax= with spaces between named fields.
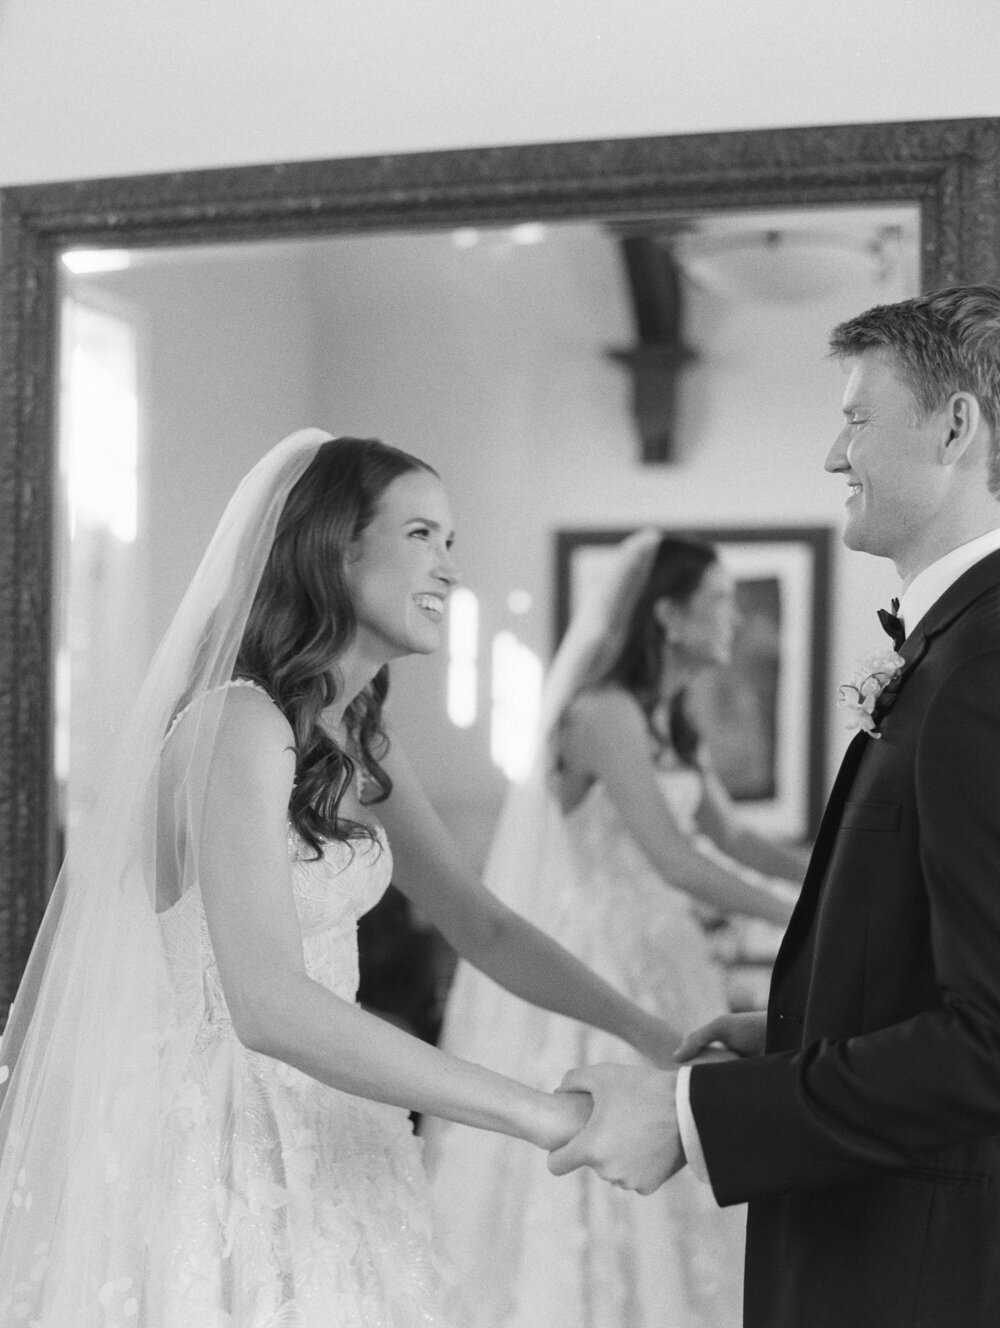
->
xmin=235 ymin=436 xmax=437 ymax=854
xmin=597 ymin=535 xmax=718 ymax=766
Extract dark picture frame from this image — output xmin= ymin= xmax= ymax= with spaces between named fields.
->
xmin=554 ymin=525 xmax=834 ymax=841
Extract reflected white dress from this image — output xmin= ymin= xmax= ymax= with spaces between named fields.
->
xmin=424 ymin=757 xmax=746 ymax=1328
xmin=152 ymin=808 xmax=464 ymax=1326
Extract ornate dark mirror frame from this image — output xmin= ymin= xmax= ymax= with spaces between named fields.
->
xmin=2 ymin=116 xmax=999 ymax=1012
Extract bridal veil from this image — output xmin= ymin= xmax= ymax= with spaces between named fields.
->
xmin=0 ymin=428 xmax=331 ymax=1323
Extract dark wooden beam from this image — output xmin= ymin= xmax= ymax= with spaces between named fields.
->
xmin=608 ymin=235 xmax=698 ymax=463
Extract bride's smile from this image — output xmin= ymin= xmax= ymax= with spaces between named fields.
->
xmin=343 ymin=468 xmax=457 ymax=667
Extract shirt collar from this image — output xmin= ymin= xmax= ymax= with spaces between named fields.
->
xmin=898 ymin=528 xmax=1000 ymax=637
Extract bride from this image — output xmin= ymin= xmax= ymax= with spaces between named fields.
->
xmin=0 ymin=433 xmax=684 ymax=1326
xmin=424 ymin=530 xmax=807 ymax=1327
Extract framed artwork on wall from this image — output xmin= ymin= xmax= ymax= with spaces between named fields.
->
xmin=554 ymin=525 xmax=834 ymax=843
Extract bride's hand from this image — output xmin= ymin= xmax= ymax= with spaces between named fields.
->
xmin=532 ymin=1088 xmax=592 ymax=1150
xmin=674 ymin=1010 xmax=766 ymax=1062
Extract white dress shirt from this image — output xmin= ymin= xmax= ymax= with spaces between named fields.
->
xmin=676 ymin=526 xmax=1000 ymax=1185
xmin=896 ymin=527 xmax=1000 ymax=638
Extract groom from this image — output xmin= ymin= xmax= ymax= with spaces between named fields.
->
xmin=550 ymin=283 xmax=1000 ymax=1326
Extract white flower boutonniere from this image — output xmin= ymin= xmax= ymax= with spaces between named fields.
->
xmin=837 ymin=649 xmax=905 ymax=738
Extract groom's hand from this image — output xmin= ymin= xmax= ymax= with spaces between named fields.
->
xmin=546 ymin=1063 xmax=683 ymax=1195
xmin=675 ymin=1010 xmax=766 ymax=1062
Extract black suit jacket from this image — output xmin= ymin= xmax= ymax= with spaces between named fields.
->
xmin=690 ymin=548 xmax=1000 ymax=1328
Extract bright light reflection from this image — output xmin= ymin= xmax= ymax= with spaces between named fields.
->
xmin=511 ymin=223 xmax=546 ymax=245
xmin=490 ymin=630 xmax=542 ymax=782
xmin=447 ymin=587 xmax=479 ymax=728
xmin=62 ymin=301 xmax=139 ymax=543
xmin=61 ymin=249 xmax=133 ymax=275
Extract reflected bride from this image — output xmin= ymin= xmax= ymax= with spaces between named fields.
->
xmin=425 ymin=529 xmax=805 ymax=1328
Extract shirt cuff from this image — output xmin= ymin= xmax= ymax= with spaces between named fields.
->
xmin=675 ymin=1064 xmax=710 ymax=1183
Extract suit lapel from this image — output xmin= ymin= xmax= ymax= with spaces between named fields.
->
xmin=870 ymin=619 xmax=927 ymax=722
xmin=770 ymin=732 xmax=867 ymax=986
xmin=772 ymin=547 xmax=1000 ymax=991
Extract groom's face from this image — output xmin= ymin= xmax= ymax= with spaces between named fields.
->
xmin=825 ymin=348 xmax=949 ymax=566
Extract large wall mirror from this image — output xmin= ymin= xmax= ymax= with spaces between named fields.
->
xmin=2 ymin=117 xmax=999 ymax=1014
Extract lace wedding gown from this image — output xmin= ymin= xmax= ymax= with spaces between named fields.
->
xmin=151 ymin=754 xmax=464 ymax=1324
xmin=424 ymin=760 xmax=746 ymax=1328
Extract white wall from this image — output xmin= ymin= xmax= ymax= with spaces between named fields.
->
xmin=71 ymin=249 xmax=327 ymax=643
xmin=0 ymin=1 xmax=998 ymax=186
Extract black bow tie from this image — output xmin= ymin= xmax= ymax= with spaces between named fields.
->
xmin=877 ymin=597 xmax=905 ymax=651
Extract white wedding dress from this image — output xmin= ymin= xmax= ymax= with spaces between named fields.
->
xmin=149 ymin=740 xmax=464 ymax=1325
xmin=424 ymin=756 xmax=746 ymax=1328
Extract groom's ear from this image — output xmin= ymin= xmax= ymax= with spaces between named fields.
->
xmin=939 ymin=390 xmax=982 ymax=467
xmin=653 ymin=596 xmax=689 ymax=645
xmin=652 ymin=596 xmax=675 ymax=632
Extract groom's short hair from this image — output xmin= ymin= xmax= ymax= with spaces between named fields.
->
xmin=829 ymin=283 xmax=1000 ymax=495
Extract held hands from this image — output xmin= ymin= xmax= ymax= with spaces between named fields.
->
xmin=545 ymin=1013 xmax=766 ymax=1195
xmin=533 ymin=1086 xmax=593 ymax=1152
xmin=547 ymin=1063 xmax=684 ymax=1195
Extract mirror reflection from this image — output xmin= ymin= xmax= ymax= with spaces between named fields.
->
xmin=56 ymin=204 xmax=919 ymax=872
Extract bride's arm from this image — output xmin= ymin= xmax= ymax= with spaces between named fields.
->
xmin=376 ymin=738 xmax=682 ymax=1066
xmin=559 ymin=688 xmax=794 ymax=926
xmin=695 ymin=762 xmax=810 ymax=882
xmin=195 ymin=688 xmax=587 ymax=1149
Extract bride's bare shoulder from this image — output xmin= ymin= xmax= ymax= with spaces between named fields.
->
xmin=564 ymin=684 xmax=644 ymax=732
xmin=559 ymin=687 xmax=648 ymax=774
xmin=217 ymin=681 xmax=294 ymax=753
xmin=165 ymin=680 xmax=293 ymax=764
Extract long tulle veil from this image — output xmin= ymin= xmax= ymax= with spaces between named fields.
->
xmin=0 ymin=428 xmax=332 ymax=1324
xmin=427 ymin=528 xmax=661 ymax=1113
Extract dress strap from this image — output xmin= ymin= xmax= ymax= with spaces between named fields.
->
xmin=163 ymin=678 xmax=275 ymax=747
